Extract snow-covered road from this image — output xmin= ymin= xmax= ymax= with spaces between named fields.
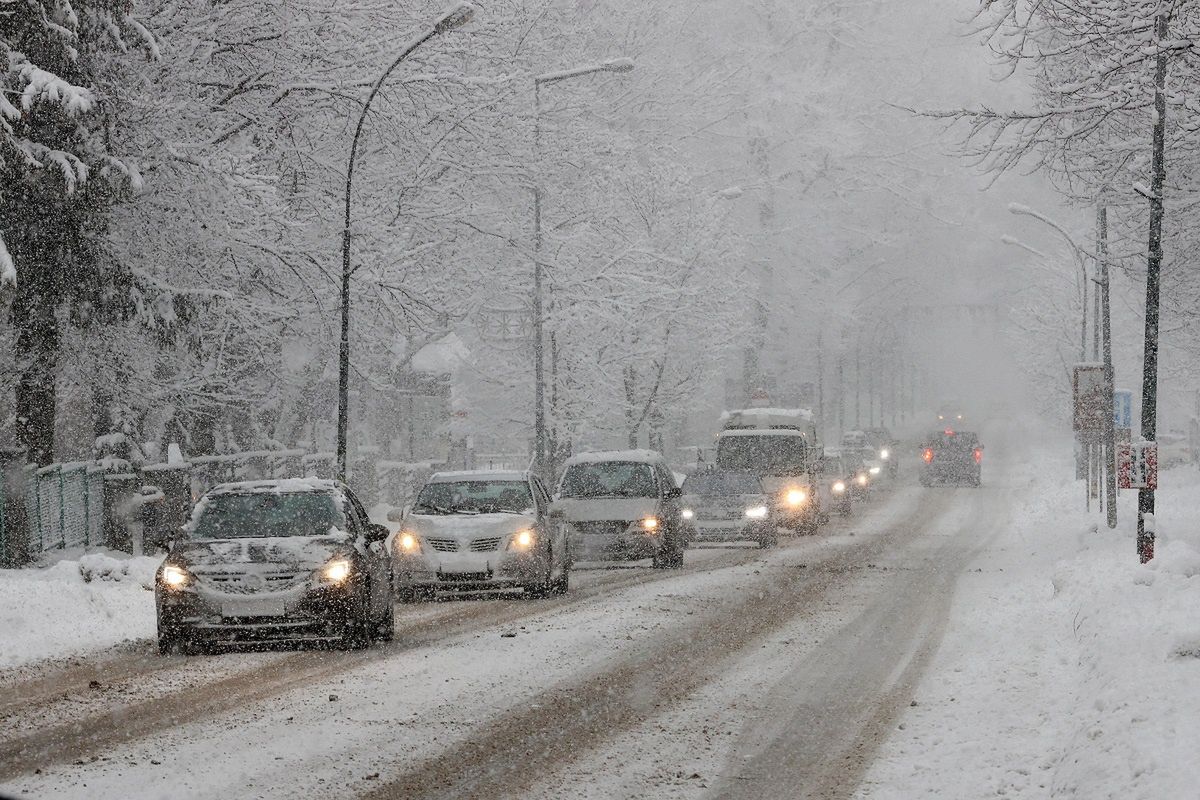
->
xmin=0 ymin=458 xmax=1017 ymax=800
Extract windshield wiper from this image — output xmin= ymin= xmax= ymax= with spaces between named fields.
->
xmin=415 ymin=504 xmax=456 ymax=515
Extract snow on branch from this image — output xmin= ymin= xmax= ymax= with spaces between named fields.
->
xmin=0 ymin=233 xmax=14 ymax=286
xmin=12 ymin=56 xmax=96 ymax=116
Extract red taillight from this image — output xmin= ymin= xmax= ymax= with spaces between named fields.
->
xmin=922 ymin=448 xmax=934 ymax=464
xmin=944 ymin=428 xmax=955 ymax=436
xmin=973 ymin=448 xmax=983 ymax=464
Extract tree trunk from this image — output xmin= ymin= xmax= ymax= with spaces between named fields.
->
xmin=9 ymin=268 xmax=59 ymax=467
xmin=624 ymin=365 xmax=639 ymax=449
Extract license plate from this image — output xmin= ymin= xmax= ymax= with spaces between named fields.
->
xmin=223 ymin=599 xmax=285 ymax=617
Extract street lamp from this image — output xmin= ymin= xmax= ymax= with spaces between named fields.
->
xmin=1007 ymin=204 xmax=1117 ymax=529
xmin=1008 ymin=204 xmax=1092 ymax=361
xmin=336 ymin=4 xmax=474 ymax=482
xmin=531 ymin=58 xmax=635 ymax=478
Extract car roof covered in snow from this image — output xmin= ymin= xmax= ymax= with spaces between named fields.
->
xmin=562 ymin=449 xmax=665 ymax=467
xmin=207 ymin=477 xmax=343 ymax=496
xmin=718 ymin=428 xmax=807 ymax=438
xmin=428 ymin=470 xmax=530 ymax=483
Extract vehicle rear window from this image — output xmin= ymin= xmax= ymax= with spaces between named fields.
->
xmin=414 ymin=480 xmax=532 ymax=514
xmin=559 ymin=462 xmax=657 ymax=499
xmin=191 ymin=492 xmax=344 ymax=539
xmin=682 ymin=472 xmax=761 ymax=495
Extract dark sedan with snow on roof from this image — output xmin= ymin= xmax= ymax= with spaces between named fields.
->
xmin=154 ymin=479 xmax=394 ymax=653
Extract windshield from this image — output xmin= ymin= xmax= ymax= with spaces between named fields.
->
xmin=190 ymin=492 xmax=344 ymax=539
xmin=413 ymin=480 xmax=532 ymax=514
xmin=559 ymin=462 xmax=657 ymax=499
xmin=682 ymin=472 xmax=762 ymax=495
xmin=716 ymin=435 xmax=808 ymax=475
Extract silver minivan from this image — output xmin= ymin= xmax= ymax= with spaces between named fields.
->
xmin=553 ymin=450 xmax=687 ymax=569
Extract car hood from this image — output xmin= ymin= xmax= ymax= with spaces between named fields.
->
xmin=406 ymin=512 xmax=536 ymax=539
xmin=682 ymin=493 xmax=768 ymax=508
xmin=177 ymin=532 xmax=352 ymax=571
xmin=552 ymin=497 xmax=659 ymax=522
xmin=759 ymin=475 xmax=813 ymax=493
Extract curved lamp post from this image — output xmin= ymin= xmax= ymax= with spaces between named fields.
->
xmin=337 ymin=4 xmax=474 ymax=482
xmin=531 ymin=58 xmax=635 ymax=478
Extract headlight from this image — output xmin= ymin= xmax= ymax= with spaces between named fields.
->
xmin=880 ymin=449 xmax=890 ymax=460
xmin=161 ymin=564 xmax=191 ymax=589
xmin=857 ymin=474 xmax=869 ymax=485
xmin=509 ymin=529 xmax=536 ymax=551
xmin=784 ymin=488 xmax=807 ymax=507
xmin=397 ymin=532 xmax=421 ymax=554
xmin=322 ymin=559 xmax=353 ymax=584
xmin=833 ymin=481 xmax=846 ymax=494
xmin=681 ymin=508 xmax=695 ymax=521
xmin=640 ymin=516 xmax=659 ymax=533
xmin=869 ymin=466 xmax=881 ymax=475
xmin=744 ymin=505 xmax=769 ymax=520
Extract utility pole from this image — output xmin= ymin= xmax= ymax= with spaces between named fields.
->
xmin=854 ymin=338 xmax=861 ymax=429
xmin=1138 ymin=8 xmax=1169 ymax=563
xmin=1099 ymin=203 xmax=1117 ymax=529
xmin=816 ymin=329 xmax=825 ymax=441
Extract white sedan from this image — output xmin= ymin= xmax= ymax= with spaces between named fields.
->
xmin=391 ymin=470 xmax=569 ymax=600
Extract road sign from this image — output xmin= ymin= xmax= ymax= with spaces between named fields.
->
xmin=1073 ymin=364 xmax=1106 ymax=432
xmin=1118 ymin=442 xmax=1158 ymax=490
xmin=1113 ymin=389 xmax=1133 ymax=429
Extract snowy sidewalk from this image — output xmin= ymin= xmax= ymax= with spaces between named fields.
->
xmin=856 ymin=454 xmax=1200 ymax=799
xmin=0 ymin=552 xmax=162 ymax=670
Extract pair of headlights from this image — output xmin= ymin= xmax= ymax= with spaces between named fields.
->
xmin=681 ymin=506 xmax=769 ymax=520
xmin=396 ymin=530 xmax=537 ymax=553
xmin=159 ymin=558 xmax=355 ymax=589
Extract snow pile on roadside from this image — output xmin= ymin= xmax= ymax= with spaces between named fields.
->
xmin=859 ymin=462 xmax=1200 ymax=798
xmin=0 ymin=552 xmax=162 ymax=669
xmin=1048 ymin=518 xmax=1200 ymax=797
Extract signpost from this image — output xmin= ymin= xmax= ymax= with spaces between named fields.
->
xmin=1073 ymin=364 xmax=1107 ymax=432
xmin=1118 ymin=442 xmax=1158 ymax=490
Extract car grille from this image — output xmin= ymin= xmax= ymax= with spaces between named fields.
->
xmin=697 ymin=508 xmax=742 ymax=521
xmin=572 ymin=521 xmax=629 ymax=537
xmin=425 ymin=537 xmax=459 ymax=553
xmin=438 ymin=571 xmax=491 ymax=582
xmin=201 ymin=571 xmax=308 ymax=594
xmin=469 ymin=536 xmax=502 ymax=552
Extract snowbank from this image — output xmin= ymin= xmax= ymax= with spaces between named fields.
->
xmin=0 ymin=552 xmax=162 ymax=669
xmin=859 ymin=458 xmax=1200 ymax=798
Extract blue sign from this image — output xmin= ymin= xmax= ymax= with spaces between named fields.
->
xmin=1114 ymin=389 xmax=1133 ymax=429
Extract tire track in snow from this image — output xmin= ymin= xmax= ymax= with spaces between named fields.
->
xmin=0 ymin=544 xmax=768 ymax=782
xmin=359 ymin=487 xmax=944 ymax=800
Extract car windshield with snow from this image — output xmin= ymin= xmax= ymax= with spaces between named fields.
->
xmin=394 ymin=471 xmax=568 ymax=599
xmin=154 ymin=480 xmax=393 ymax=653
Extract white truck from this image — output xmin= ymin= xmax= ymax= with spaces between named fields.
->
xmin=714 ymin=408 xmax=823 ymax=532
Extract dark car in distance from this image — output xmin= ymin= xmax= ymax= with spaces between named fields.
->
xmin=919 ymin=430 xmax=983 ymax=487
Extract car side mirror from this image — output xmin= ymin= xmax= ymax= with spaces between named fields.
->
xmin=364 ymin=523 xmax=390 ymax=544
xmin=386 ymin=505 xmax=409 ymax=523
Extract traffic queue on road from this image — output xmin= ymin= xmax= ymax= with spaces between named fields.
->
xmin=152 ymin=407 xmax=907 ymax=654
